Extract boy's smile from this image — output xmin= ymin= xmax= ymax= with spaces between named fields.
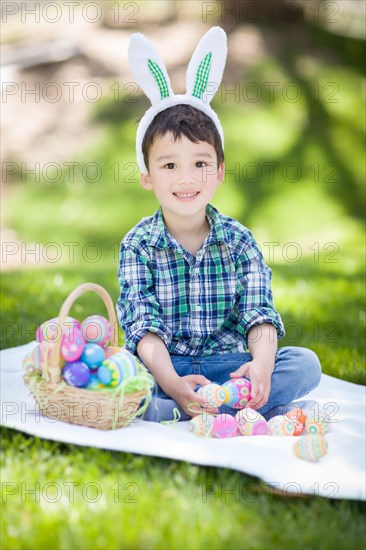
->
xmin=140 ymin=132 xmax=224 ymax=235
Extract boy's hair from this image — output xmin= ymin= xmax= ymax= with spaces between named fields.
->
xmin=142 ymin=105 xmax=224 ymax=172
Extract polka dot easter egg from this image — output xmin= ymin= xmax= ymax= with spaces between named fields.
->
xmin=188 ymin=414 xmax=215 ymax=437
xmin=80 ymin=343 xmax=105 ymax=370
xmin=212 ymin=414 xmax=238 ymax=438
xmin=81 ymin=315 xmax=111 ymax=347
xmin=61 ymin=326 xmax=85 ymax=362
xmin=268 ymin=415 xmax=296 ymax=436
xmin=221 ymin=378 xmax=252 ymax=409
xmin=293 ymin=434 xmax=328 ymax=462
xmin=62 ymin=361 xmax=90 ymax=387
xmin=98 ymin=351 xmax=138 ymax=387
xmin=235 ymin=408 xmax=269 ymax=436
xmin=36 ymin=317 xmax=81 ymax=344
xmin=196 ymin=383 xmax=227 ymax=408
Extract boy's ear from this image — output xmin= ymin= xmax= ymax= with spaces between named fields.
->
xmin=217 ymin=161 xmax=225 ymax=183
xmin=140 ymin=172 xmax=153 ymax=190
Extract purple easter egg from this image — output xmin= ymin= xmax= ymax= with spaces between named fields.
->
xmin=62 ymin=361 xmax=90 ymax=387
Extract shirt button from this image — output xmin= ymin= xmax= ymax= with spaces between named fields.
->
xmin=195 ymin=305 xmax=202 ymax=311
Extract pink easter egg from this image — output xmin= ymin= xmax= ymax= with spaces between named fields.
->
xmin=36 ymin=317 xmax=80 ymax=343
xmin=81 ymin=315 xmax=111 ymax=347
xmin=212 ymin=414 xmax=238 ymax=438
xmin=61 ymin=326 xmax=85 ymax=362
xmin=196 ymin=383 xmax=227 ymax=407
xmin=222 ymin=378 xmax=252 ymax=409
xmin=235 ymin=408 xmax=269 ymax=436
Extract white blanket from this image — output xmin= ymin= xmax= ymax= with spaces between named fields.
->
xmin=1 ymin=342 xmax=365 ymax=501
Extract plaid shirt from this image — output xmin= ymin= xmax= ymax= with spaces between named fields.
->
xmin=117 ymin=204 xmax=285 ymax=357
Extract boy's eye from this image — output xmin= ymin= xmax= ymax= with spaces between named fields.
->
xmin=196 ymin=161 xmax=207 ymax=168
xmin=164 ymin=163 xmax=176 ymax=169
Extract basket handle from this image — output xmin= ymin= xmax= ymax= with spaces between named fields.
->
xmin=47 ymin=283 xmax=119 ymax=383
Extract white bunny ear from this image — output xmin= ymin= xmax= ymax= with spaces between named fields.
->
xmin=128 ymin=33 xmax=174 ymax=105
xmin=186 ymin=26 xmax=227 ymax=103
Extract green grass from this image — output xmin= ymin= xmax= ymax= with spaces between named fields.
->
xmin=1 ymin=430 xmax=365 ymax=550
xmin=1 ymin=22 xmax=366 ymax=550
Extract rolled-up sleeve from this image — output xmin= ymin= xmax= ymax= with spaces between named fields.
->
xmin=116 ymin=243 xmax=172 ymax=355
xmin=235 ymin=237 xmax=285 ymax=342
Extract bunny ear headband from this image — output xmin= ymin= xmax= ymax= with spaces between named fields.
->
xmin=128 ymin=26 xmax=228 ymax=174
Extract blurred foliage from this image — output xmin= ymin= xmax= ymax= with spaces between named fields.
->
xmin=3 ymin=15 xmax=365 ymax=384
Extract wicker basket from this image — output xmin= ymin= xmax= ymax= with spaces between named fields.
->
xmin=23 ymin=282 xmax=154 ymax=430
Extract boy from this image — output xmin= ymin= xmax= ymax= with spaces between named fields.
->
xmin=117 ymin=28 xmax=321 ymax=422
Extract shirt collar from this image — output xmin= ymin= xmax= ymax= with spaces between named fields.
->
xmin=147 ymin=204 xmax=227 ymax=249
xmin=205 ymin=203 xmax=226 ymax=245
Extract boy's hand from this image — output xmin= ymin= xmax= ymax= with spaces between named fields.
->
xmin=166 ymin=375 xmax=219 ymax=417
xmin=230 ymin=361 xmax=273 ymax=410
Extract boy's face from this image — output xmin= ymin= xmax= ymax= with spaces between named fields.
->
xmin=141 ymin=132 xmax=224 ymax=221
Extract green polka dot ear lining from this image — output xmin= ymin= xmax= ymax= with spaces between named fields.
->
xmin=127 ymin=26 xmax=227 ymax=175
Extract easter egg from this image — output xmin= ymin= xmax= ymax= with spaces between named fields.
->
xmin=22 ymin=352 xmax=37 ymax=375
xmin=268 ymin=415 xmax=296 ymax=436
xmin=221 ymin=378 xmax=252 ymax=409
xmin=104 ymin=346 xmax=125 ymax=359
xmin=36 ymin=317 xmax=81 ymax=344
xmin=80 ymin=343 xmax=105 ymax=369
xmin=61 ymin=326 xmax=85 ymax=362
xmin=62 ymin=361 xmax=90 ymax=387
xmin=23 ymin=341 xmax=56 ymax=375
xmin=285 ymin=408 xmax=307 ymax=436
xmin=293 ymin=434 xmax=328 ymax=462
xmin=81 ymin=315 xmax=111 ymax=347
xmin=212 ymin=414 xmax=238 ymax=438
xmin=304 ymin=414 xmax=330 ymax=436
xmin=235 ymin=408 xmax=269 ymax=436
xmin=85 ymin=373 xmax=107 ymax=391
xmin=97 ymin=351 xmax=137 ymax=387
xmin=31 ymin=342 xmax=51 ymax=372
xmin=196 ymin=383 xmax=227 ymax=408
xmin=188 ymin=414 xmax=215 ymax=437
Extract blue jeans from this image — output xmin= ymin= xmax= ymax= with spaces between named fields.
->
xmin=141 ymin=346 xmax=321 ymax=422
